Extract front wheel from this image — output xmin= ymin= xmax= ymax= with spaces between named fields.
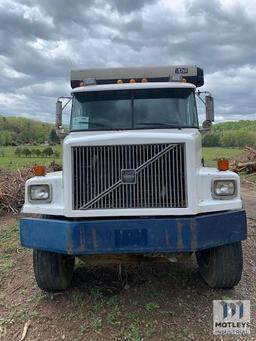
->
xmin=196 ymin=242 xmax=243 ymax=288
xmin=33 ymin=250 xmax=75 ymax=292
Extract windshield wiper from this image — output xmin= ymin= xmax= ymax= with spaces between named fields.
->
xmin=88 ymin=122 xmax=125 ymax=130
xmin=136 ymin=122 xmax=180 ymax=128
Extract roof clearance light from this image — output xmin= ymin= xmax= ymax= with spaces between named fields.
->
xmin=217 ymin=158 xmax=229 ymax=171
xmin=129 ymin=79 xmax=136 ymax=83
xmin=79 ymin=81 xmax=85 ymax=87
xmin=141 ymin=78 xmax=148 ymax=83
xmin=33 ymin=165 xmax=46 ymax=176
xmin=117 ymin=79 xmax=123 ymax=84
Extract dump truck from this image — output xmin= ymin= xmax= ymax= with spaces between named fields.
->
xmin=20 ymin=65 xmax=247 ymax=292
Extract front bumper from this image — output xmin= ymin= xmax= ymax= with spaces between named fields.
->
xmin=20 ymin=209 xmax=247 ymax=255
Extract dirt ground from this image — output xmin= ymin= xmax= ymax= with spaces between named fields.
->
xmin=0 ymin=183 xmax=255 ymax=341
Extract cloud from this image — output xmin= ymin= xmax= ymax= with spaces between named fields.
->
xmin=0 ymin=0 xmax=255 ymax=123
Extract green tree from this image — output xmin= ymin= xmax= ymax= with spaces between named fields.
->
xmin=34 ymin=149 xmax=41 ymax=157
xmin=42 ymin=147 xmax=53 ymax=157
xmin=0 ymin=131 xmax=12 ymax=146
xmin=15 ymin=147 xmax=22 ymax=157
xmin=202 ymin=133 xmax=221 ymax=147
xmin=47 ymin=147 xmax=54 ymax=157
xmin=22 ymin=147 xmax=31 ymax=157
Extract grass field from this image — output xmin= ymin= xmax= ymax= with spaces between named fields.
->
xmin=0 ymin=145 xmax=244 ymax=171
xmin=202 ymin=147 xmax=243 ymax=167
xmin=0 ymin=145 xmax=62 ymax=171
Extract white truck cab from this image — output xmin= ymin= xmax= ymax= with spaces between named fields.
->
xmin=20 ymin=66 xmax=247 ymax=292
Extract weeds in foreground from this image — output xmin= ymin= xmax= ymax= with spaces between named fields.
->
xmin=71 ymin=291 xmax=85 ymax=310
xmin=145 ymin=302 xmax=160 ymax=311
xmin=117 ymin=322 xmax=141 ymax=341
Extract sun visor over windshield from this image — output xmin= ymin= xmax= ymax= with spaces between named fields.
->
xmin=70 ymin=65 xmax=204 ymax=89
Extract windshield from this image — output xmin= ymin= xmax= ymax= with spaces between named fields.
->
xmin=70 ymin=88 xmax=198 ymax=131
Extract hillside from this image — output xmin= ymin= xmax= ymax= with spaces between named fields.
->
xmin=202 ymin=120 xmax=256 ymax=147
xmin=1 ymin=116 xmax=256 ymax=148
xmin=0 ymin=116 xmax=55 ymax=146
xmin=213 ymin=120 xmax=256 ymax=132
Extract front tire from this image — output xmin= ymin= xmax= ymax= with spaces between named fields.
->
xmin=33 ymin=250 xmax=75 ymax=292
xmin=196 ymin=242 xmax=243 ymax=288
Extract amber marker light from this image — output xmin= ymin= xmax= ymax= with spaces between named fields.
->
xmin=181 ymin=78 xmax=187 ymax=83
xmin=217 ymin=158 xmax=229 ymax=171
xmin=79 ymin=81 xmax=85 ymax=87
xmin=33 ymin=165 xmax=46 ymax=176
xmin=141 ymin=78 xmax=148 ymax=83
xmin=129 ymin=78 xmax=136 ymax=83
xmin=117 ymin=79 xmax=123 ymax=84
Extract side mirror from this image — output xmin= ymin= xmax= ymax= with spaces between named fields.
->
xmin=205 ymin=95 xmax=214 ymax=122
xmin=55 ymin=96 xmax=72 ymax=138
xmin=56 ymin=100 xmax=62 ymax=129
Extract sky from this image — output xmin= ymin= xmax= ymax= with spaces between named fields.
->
xmin=0 ymin=0 xmax=256 ymax=124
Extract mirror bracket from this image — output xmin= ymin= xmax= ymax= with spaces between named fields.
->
xmin=55 ymin=96 xmax=72 ymax=138
xmin=196 ymin=90 xmax=214 ymax=129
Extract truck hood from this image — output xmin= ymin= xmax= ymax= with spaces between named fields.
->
xmin=63 ymin=129 xmax=201 ymax=147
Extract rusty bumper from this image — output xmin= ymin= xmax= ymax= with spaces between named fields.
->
xmin=20 ymin=209 xmax=247 ymax=255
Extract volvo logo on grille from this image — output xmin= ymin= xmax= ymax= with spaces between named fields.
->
xmin=121 ymin=169 xmax=136 ymax=184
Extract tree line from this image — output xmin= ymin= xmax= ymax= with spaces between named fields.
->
xmin=14 ymin=147 xmax=60 ymax=158
xmin=1 ymin=115 xmax=255 ymax=148
xmin=202 ymin=129 xmax=256 ymax=147
xmin=0 ymin=116 xmax=60 ymax=146
xmin=202 ymin=120 xmax=256 ymax=147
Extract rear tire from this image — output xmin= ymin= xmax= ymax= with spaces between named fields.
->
xmin=196 ymin=242 xmax=243 ymax=288
xmin=33 ymin=250 xmax=75 ymax=292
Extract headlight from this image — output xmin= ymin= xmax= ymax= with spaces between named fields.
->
xmin=29 ymin=185 xmax=51 ymax=203
xmin=212 ymin=180 xmax=236 ymax=199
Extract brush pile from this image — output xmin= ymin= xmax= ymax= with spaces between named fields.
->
xmin=0 ymin=167 xmax=34 ymax=214
xmin=0 ymin=162 xmax=62 ymax=214
xmin=231 ymin=147 xmax=256 ymax=174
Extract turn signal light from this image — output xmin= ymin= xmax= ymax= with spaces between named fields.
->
xmin=129 ymin=79 xmax=136 ymax=83
xmin=117 ymin=79 xmax=123 ymax=84
xmin=33 ymin=165 xmax=46 ymax=176
xmin=79 ymin=81 xmax=85 ymax=87
xmin=217 ymin=158 xmax=229 ymax=171
xmin=141 ymin=78 xmax=148 ymax=83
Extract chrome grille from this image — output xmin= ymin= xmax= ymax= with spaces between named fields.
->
xmin=72 ymin=143 xmax=187 ymax=210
